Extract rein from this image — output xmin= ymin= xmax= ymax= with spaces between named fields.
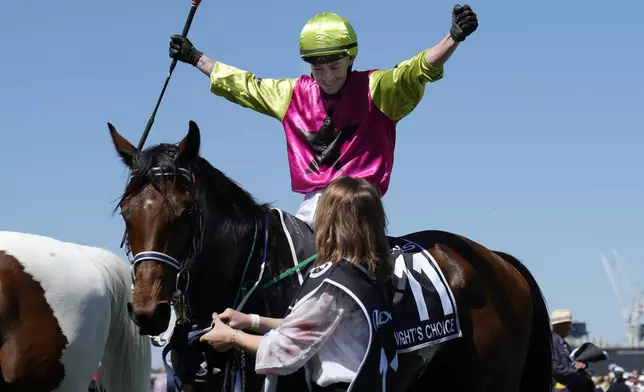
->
xmin=232 ymin=214 xmax=264 ymax=310
xmin=262 ymin=253 xmax=317 ymax=289
xmin=231 ymin=211 xmax=318 ymax=308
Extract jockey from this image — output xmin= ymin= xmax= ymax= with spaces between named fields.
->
xmin=169 ymin=5 xmax=478 ymax=228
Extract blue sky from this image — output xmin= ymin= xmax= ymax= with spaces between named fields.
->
xmin=1 ymin=0 xmax=642 ymax=368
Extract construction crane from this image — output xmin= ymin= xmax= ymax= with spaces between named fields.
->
xmin=600 ymin=249 xmax=644 ymax=347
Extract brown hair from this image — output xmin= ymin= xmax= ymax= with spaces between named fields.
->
xmin=314 ymin=176 xmax=390 ymax=281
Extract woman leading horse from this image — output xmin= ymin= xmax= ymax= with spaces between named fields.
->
xmin=199 ymin=177 xmax=399 ymax=391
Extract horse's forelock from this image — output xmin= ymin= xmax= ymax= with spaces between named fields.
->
xmin=113 ymin=143 xmax=184 ymax=213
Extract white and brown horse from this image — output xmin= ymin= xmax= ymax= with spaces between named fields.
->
xmin=0 ymin=231 xmax=152 ymax=392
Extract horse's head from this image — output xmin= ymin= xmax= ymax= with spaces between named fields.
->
xmin=109 ymin=121 xmax=202 ymax=336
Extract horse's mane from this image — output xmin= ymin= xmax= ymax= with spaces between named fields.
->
xmin=192 ymin=154 xmax=270 ymax=239
xmin=114 ymin=143 xmax=180 ymax=213
xmin=116 ymin=142 xmax=270 ymax=239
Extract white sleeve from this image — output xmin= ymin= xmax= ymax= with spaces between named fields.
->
xmin=254 ymin=284 xmax=349 ymax=376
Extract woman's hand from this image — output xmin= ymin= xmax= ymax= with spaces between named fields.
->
xmin=199 ymin=313 xmax=236 ymax=352
xmin=218 ymin=308 xmax=252 ymax=330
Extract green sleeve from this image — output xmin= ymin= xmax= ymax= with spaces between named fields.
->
xmin=209 ymin=61 xmax=296 ymax=121
xmin=369 ymin=49 xmax=444 ymax=122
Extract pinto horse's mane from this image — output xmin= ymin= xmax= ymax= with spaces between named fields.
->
xmin=116 ymin=142 xmax=271 ymax=238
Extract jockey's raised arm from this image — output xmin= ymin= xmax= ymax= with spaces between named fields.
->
xmin=203 ymin=59 xmax=295 ymax=121
xmin=369 ymin=50 xmax=443 ymax=123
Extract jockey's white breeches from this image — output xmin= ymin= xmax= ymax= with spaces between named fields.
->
xmin=294 ymin=188 xmax=326 ymax=229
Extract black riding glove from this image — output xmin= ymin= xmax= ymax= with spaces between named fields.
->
xmin=450 ymin=4 xmax=478 ymax=42
xmin=169 ymin=34 xmax=203 ymax=66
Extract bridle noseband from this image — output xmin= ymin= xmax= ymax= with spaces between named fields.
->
xmin=121 ymin=165 xmax=205 ymax=308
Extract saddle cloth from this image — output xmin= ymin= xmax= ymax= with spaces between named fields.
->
xmin=276 ymin=209 xmax=462 ymax=353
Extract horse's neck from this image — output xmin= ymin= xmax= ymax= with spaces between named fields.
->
xmin=242 ymin=211 xmax=309 ymax=318
xmin=188 ymin=207 xmax=264 ymax=319
xmin=193 ymin=171 xmax=305 ymax=318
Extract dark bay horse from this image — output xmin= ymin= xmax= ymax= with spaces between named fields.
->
xmin=108 ymin=120 xmax=553 ymax=392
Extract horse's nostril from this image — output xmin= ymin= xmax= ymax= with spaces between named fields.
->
xmin=153 ymin=302 xmax=171 ymax=327
xmin=126 ymin=301 xmax=171 ymax=336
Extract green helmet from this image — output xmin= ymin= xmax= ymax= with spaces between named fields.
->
xmin=299 ymin=12 xmax=358 ymax=64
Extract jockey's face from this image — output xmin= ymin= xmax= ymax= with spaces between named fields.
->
xmin=311 ymin=56 xmax=354 ymax=95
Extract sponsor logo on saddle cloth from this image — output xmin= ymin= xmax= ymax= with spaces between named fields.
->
xmin=387 ymin=238 xmax=462 ymax=353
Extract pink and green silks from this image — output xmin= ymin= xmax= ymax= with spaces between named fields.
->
xmin=208 ymin=49 xmax=443 ymax=196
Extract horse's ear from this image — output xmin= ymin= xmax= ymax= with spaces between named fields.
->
xmin=108 ymin=122 xmax=137 ymax=168
xmin=178 ymin=120 xmax=201 ymax=162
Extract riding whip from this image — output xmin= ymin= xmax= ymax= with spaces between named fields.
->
xmin=120 ymin=0 xmax=202 ymax=248
xmin=136 ymin=0 xmax=202 ymax=150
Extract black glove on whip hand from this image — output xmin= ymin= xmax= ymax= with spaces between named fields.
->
xmin=169 ymin=35 xmax=203 ymax=66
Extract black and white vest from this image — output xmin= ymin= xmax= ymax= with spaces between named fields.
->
xmin=266 ymin=260 xmax=399 ymax=392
